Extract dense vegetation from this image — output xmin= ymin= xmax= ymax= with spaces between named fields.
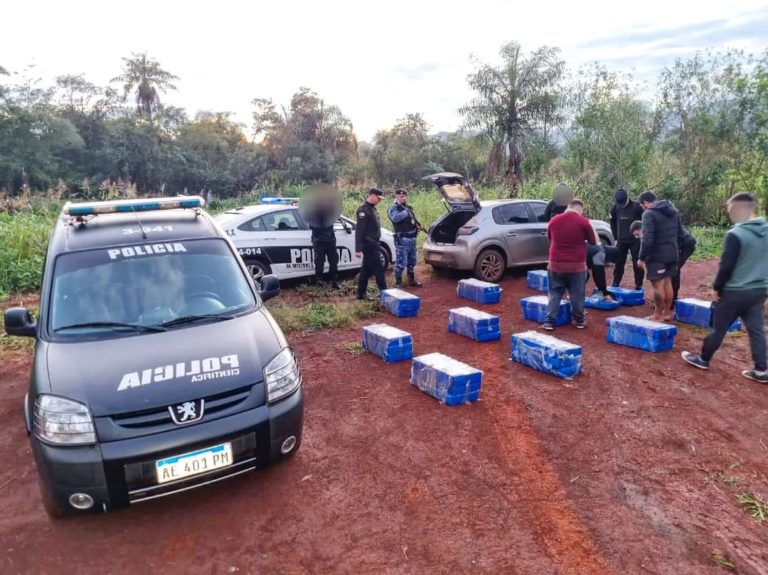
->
xmin=1 ymin=43 xmax=766 ymax=224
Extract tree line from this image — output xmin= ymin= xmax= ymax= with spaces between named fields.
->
xmin=0 ymin=43 xmax=766 ymax=224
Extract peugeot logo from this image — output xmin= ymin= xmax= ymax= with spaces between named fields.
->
xmin=168 ymin=399 xmax=205 ymax=425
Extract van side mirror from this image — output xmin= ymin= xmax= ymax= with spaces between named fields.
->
xmin=5 ymin=307 xmax=37 ymax=337
xmin=259 ymin=275 xmax=280 ymax=301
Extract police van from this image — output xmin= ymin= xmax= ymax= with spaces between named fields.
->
xmin=4 ymin=196 xmax=304 ymax=516
xmin=214 ymin=198 xmax=397 ymax=284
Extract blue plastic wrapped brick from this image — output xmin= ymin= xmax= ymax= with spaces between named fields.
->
xmin=381 ymin=288 xmax=421 ymax=317
xmin=606 ymin=286 xmax=645 ymax=306
xmin=410 ymin=352 xmax=483 ymax=406
xmin=527 ymin=270 xmax=549 ymax=292
xmin=674 ymin=298 xmax=741 ymax=332
xmin=448 ymin=307 xmax=501 ymax=342
xmin=510 ymin=331 xmax=582 ymax=379
xmin=457 ymin=278 xmax=502 ymax=304
xmin=584 ymin=294 xmax=622 ymax=311
xmin=520 ymin=295 xmax=572 ymax=326
xmin=606 ymin=315 xmax=677 ymax=352
xmin=362 ymin=323 xmax=414 ymax=362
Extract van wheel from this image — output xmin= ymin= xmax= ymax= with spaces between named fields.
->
xmin=247 ymin=260 xmax=271 ymax=288
xmin=475 ymin=248 xmax=505 ymax=282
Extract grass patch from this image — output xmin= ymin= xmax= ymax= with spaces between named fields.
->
xmin=711 ymin=554 xmax=736 ymax=570
xmin=338 ymin=341 xmax=365 ymax=355
xmin=266 ymin=300 xmax=379 ymax=333
xmin=690 ymin=226 xmax=726 ymax=261
xmin=737 ymin=492 xmax=768 ymax=524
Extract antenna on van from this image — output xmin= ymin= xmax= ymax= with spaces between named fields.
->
xmin=132 ymin=208 xmax=148 ymax=239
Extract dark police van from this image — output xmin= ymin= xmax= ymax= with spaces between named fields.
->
xmin=4 ymin=196 xmax=303 ymax=516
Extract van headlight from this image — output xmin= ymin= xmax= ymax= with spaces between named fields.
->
xmin=264 ymin=348 xmax=301 ymax=403
xmin=34 ymin=395 xmax=96 ymax=445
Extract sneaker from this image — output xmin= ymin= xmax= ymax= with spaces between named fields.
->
xmin=742 ymin=370 xmax=768 ymax=384
xmin=681 ymin=351 xmax=709 ymax=370
xmin=541 ymin=321 xmax=555 ymax=331
xmin=575 ymin=319 xmax=587 ymax=329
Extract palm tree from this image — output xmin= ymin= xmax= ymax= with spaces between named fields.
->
xmin=112 ymin=53 xmax=178 ymax=119
xmin=460 ymin=42 xmax=564 ymax=194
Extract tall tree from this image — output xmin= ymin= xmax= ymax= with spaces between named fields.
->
xmin=112 ymin=53 xmax=179 ymax=119
xmin=460 ymin=41 xmax=565 ymax=193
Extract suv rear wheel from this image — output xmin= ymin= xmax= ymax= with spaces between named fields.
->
xmin=474 ymin=248 xmax=505 ymax=282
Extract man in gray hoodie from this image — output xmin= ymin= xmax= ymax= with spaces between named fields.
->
xmin=682 ymin=193 xmax=768 ymax=384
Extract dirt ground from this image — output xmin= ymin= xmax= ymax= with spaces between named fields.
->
xmin=1 ymin=260 xmax=767 ymax=575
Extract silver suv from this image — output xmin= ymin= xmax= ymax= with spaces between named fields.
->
xmin=422 ymin=173 xmax=614 ymax=282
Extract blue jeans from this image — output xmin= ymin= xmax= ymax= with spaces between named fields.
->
xmin=394 ymin=235 xmax=417 ymax=279
xmin=547 ymin=271 xmax=587 ymax=323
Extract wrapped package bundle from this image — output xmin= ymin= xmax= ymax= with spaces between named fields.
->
xmin=381 ymin=288 xmax=421 ymax=317
xmin=410 ymin=352 xmax=482 ymax=406
xmin=674 ymin=298 xmax=741 ymax=332
xmin=526 ymin=269 xmax=549 ymax=293
xmin=457 ymin=278 xmax=502 ymax=304
xmin=606 ymin=315 xmax=677 ymax=352
xmin=606 ymin=287 xmax=645 ymax=306
xmin=511 ymin=331 xmax=582 ymax=379
xmin=362 ymin=323 xmax=414 ymax=362
xmin=520 ymin=295 xmax=572 ymax=326
xmin=448 ymin=307 xmax=501 ymax=342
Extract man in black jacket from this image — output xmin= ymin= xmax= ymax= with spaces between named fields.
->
xmin=543 ymin=182 xmax=573 ymax=222
xmin=610 ymin=189 xmax=645 ymax=290
xmin=304 ymin=185 xmax=342 ymax=289
xmin=355 ymin=188 xmax=388 ymax=300
xmin=637 ymin=191 xmax=684 ymax=321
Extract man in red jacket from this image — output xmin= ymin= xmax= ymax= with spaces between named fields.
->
xmin=545 ymin=199 xmax=598 ymax=330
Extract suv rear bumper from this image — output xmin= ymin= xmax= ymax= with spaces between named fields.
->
xmin=30 ymin=387 xmax=303 ymax=514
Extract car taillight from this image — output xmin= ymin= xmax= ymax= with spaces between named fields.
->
xmin=457 ymin=226 xmax=478 ymax=236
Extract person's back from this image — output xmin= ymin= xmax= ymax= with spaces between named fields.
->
xmin=726 ymin=217 xmax=768 ymax=291
xmin=548 ymin=210 xmax=596 ymax=273
xmin=639 ymin=199 xmax=681 ymax=264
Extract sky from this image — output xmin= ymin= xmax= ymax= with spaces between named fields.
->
xmin=2 ymin=0 xmax=767 ymax=141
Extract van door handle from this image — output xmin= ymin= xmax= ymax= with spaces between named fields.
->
xmin=539 ymin=232 xmax=547 ymax=236
xmin=506 ymin=232 xmax=518 ymax=237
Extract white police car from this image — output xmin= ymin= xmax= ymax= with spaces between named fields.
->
xmin=214 ymin=198 xmax=397 ymax=284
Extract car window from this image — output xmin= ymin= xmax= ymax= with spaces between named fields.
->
xmin=529 ymin=202 xmax=547 ymax=222
xmin=237 ymin=216 xmax=266 ymax=232
xmin=49 ymin=239 xmax=256 ymax=339
xmin=261 ymin=210 xmax=301 ymax=232
xmin=493 ymin=203 xmax=530 ymax=225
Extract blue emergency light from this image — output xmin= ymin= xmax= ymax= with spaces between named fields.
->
xmin=260 ymin=197 xmax=298 ymax=205
xmin=63 ymin=196 xmax=205 ymax=216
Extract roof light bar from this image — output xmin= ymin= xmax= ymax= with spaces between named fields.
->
xmin=63 ymin=196 xmax=205 ymax=217
xmin=260 ymin=197 xmax=299 ymax=205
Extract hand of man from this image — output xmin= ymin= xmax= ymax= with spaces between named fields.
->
xmin=711 ymin=289 xmax=721 ymax=302
xmin=637 ymin=259 xmax=645 ymax=270
xmin=355 ymin=251 xmax=362 ymax=258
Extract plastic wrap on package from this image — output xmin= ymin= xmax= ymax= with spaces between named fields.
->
xmin=362 ymin=323 xmax=414 ymax=362
xmin=606 ymin=315 xmax=677 ymax=352
xmin=526 ymin=270 xmax=549 ymax=293
xmin=410 ymin=352 xmax=483 ymax=406
xmin=584 ymin=294 xmax=623 ymax=310
xmin=510 ymin=331 xmax=583 ymax=379
xmin=457 ymin=278 xmax=502 ymax=304
xmin=448 ymin=307 xmax=501 ymax=342
xmin=520 ymin=295 xmax=572 ymax=325
xmin=380 ymin=288 xmax=421 ymax=317
xmin=606 ymin=286 xmax=645 ymax=306
xmin=674 ymin=298 xmax=741 ymax=331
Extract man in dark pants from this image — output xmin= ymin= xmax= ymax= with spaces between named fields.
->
xmin=587 ymin=244 xmax=619 ymax=298
xmin=610 ymin=189 xmax=645 ymax=290
xmin=310 ymin=223 xmax=340 ymax=289
xmin=544 ymin=199 xmax=597 ymax=330
xmin=682 ymin=193 xmax=768 ymax=384
xmin=355 ymin=188 xmax=388 ymax=300
xmin=387 ymin=188 xmax=425 ymax=288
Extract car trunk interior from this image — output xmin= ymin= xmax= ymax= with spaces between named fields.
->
xmin=429 ymin=210 xmax=478 ymax=244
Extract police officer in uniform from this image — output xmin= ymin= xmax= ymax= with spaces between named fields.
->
xmin=355 ymin=188 xmax=388 ymax=300
xmin=387 ymin=188 xmax=424 ymax=287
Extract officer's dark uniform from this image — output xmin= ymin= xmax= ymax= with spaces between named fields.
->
xmin=355 ymin=189 xmax=387 ymax=300
xmin=310 ymin=223 xmax=339 ymax=287
xmin=387 ymin=189 xmax=422 ymax=287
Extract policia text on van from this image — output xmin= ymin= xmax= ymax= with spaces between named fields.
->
xmin=4 ymin=196 xmax=304 ymax=517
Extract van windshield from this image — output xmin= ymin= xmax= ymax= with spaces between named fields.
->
xmin=49 ymin=238 xmax=256 ymax=338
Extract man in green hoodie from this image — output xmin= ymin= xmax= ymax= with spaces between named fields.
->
xmin=682 ymin=193 xmax=768 ymax=384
